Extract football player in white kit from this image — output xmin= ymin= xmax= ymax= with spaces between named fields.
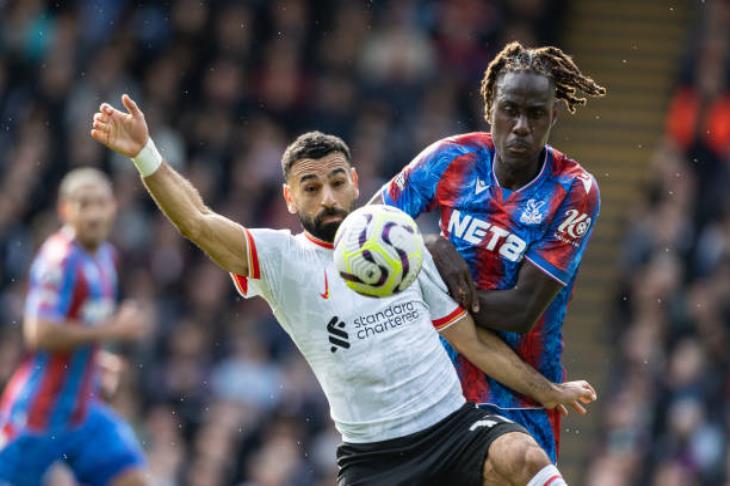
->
xmin=91 ymin=96 xmax=594 ymax=486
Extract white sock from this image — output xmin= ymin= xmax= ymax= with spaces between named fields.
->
xmin=526 ymin=464 xmax=567 ymax=486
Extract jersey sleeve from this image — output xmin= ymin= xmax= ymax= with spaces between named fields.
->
xmin=229 ymin=228 xmax=292 ymax=302
xmin=525 ymin=174 xmax=601 ymax=285
xmin=380 ymin=139 xmax=459 ymax=219
xmin=417 ymin=252 xmax=467 ymax=332
xmin=24 ymin=252 xmax=78 ymax=324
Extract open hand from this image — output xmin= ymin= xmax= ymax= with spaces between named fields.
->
xmin=90 ymin=94 xmax=149 ymax=158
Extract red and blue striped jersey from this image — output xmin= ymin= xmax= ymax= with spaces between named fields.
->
xmin=381 ymin=131 xmax=599 ymax=410
xmin=0 ymin=227 xmax=117 ymax=435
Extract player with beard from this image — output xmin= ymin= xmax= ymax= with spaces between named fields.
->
xmin=90 ymin=95 xmax=595 ymax=485
xmin=372 ymin=42 xmax=607 ymax=462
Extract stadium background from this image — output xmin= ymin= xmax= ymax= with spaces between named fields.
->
xmin=0 ymin=0 xmax=727 ymax=484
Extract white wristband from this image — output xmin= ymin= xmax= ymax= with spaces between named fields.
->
xmin=131 ymin=137 xmax=163 ymax=177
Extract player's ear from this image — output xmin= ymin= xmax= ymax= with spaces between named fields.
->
xmin=350 ymin=167 xmax=360 ymax=199
xmin=282 ymin=183 xmax=297 ymax=214
xmin=550 ymin=101 xmax=559 ymax=127
xmin=109 ymin=198 xmax=118 ymax=219
xmin=57 ymin=199 xmax=70 ymax=223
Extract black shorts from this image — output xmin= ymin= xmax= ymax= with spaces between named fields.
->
xmin=336 ymin=403 xmax=529 ymax=486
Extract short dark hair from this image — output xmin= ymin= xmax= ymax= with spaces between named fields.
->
xmin=281 ymin=131 xmax=352 ymax=180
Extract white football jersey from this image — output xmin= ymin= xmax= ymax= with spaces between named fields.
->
xmin=230 ymin=228 xmax=466 ymax=443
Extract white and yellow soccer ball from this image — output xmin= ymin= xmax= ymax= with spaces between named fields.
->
xmin=333 ymin=205 xmax=424 ymax=297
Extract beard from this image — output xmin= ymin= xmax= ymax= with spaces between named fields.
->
xmin=299 ymin=204 xmax=354 ymax=243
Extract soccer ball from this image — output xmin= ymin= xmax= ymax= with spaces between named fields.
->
xmin=333 ymin=205 xmax=424 ymax=297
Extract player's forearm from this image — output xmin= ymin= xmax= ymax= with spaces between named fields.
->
xmin=141 ymin=162 xmax=211 ymax=241
xmin=142 ymin=162 xmax=249 ymax=275
xmin=470 ymin=327 xmax=560 ymax=406
xmin=24 ymin=318 xmax=108 ymax=352
xmin=443 ymin=317 xmax=560 ymax=406
xmin=472 ymin=289 xmax=538 ymax=333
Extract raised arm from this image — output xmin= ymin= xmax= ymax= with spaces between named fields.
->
xmin=91 ymin=95 xmax=247 ymax=276
xmin=440 ymin=314 xmax=596 ymax=415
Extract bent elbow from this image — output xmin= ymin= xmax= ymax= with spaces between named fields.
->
xmin=177 ymin=216 xmax=204 ymax=242
xmin=513 ymin=309 xmax=541 ymax=334
xmin=178 ymin=223 xmax=197 ymax=241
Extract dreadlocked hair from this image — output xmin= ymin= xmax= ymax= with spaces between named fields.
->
xmin=481 ymin=42 xmax=606 ymax=122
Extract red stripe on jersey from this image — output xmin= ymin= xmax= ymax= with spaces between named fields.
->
xmin=456 ymin=354 xmax=490 ymax=403
xmin=0 ymin=358 xmax=32 ymax=417
xmin=516 ymin=316 xmax=546 ymax=407
xmin=1 ymin=421 xmax=18 ymax=442
xmin=244 ymin=228 xmax=261 ymax=279
xmin=27 ymin=267 xmax=88 ymax=429
xmin=230 ymin=273 xmax=249 ymax=296
xmin=27 ymin=354 xmax=71 ymax=429
xmin=474 ymin=194 xmax=515 ymax=290
xmin=544 ymin=474 xmax=562 ymax=486
xmin=70 ymin=346 xmax=98 ymax=424
xmin=435 ymin=153 xmax=474 ymax=205
xmin=304 ymin=232 xmax=334 ymax=249
xmin=432 ymin=306 xmax=466 ymax=330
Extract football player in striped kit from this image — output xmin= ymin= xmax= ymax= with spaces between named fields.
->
xmin=0 ymin=168 xmax=149 ymax=485
xmin=374 ymin=42 xmax=606 ymax=464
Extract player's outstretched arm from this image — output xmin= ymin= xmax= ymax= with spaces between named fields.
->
xmin=90 ymin=95 xmax=248 ymax=276
xmin=25 ymin=301 xmax=149 ymax=352
xmin=441 ymin=314 xmax=596 ymax=415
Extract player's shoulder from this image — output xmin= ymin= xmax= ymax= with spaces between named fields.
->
xmin=547 ymin=145 xmax=599 ymax=200
xmin=443 ymin=132 xmax=495 ymax=152
xmin=248 ymin=227 xmax=298 ymax=255
xmin=30 ymin=228 xmax=79 ymax=286
xmin=35 ymin=228 xmax=77 ymax=268
xmin=249 ymin=227 xmax=294 ymax=240
xmin=416 ymin=132 xmax=493 ymax=164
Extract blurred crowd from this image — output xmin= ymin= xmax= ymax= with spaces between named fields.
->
xmin=0 ymin=1 xmax=564 ymax=484
xmin=587 ymin=3 xmax=730 ymax=485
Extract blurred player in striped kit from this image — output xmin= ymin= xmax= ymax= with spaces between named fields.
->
xmin=374 ymin=42 xmax=606 ymax=463
xmin=0 ymin=168 xmax=150 ymax=485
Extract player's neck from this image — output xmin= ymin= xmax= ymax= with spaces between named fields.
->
xmin=64 ymin=225 xmax=102 ymax=254
xmin=493 ymin=149 xmax=545 ymax=190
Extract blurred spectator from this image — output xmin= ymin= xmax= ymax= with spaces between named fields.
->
xmin=589 ymin=3 xmax=730 ymax=484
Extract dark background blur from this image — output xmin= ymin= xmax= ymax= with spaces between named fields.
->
xmin=0 ymin=1 xmax=727 ymax=485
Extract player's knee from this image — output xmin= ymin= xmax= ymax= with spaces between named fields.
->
xmin=483 ymin=432 xmax=551 ymax=484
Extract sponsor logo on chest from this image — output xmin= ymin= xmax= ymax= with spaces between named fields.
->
xmin=447 ymin=209 xmax=526 ymax=262
xmin=324 ymin=302 xmax=422 ymax=352
xmin=519 ymin=199 xmax=545 ymax=225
